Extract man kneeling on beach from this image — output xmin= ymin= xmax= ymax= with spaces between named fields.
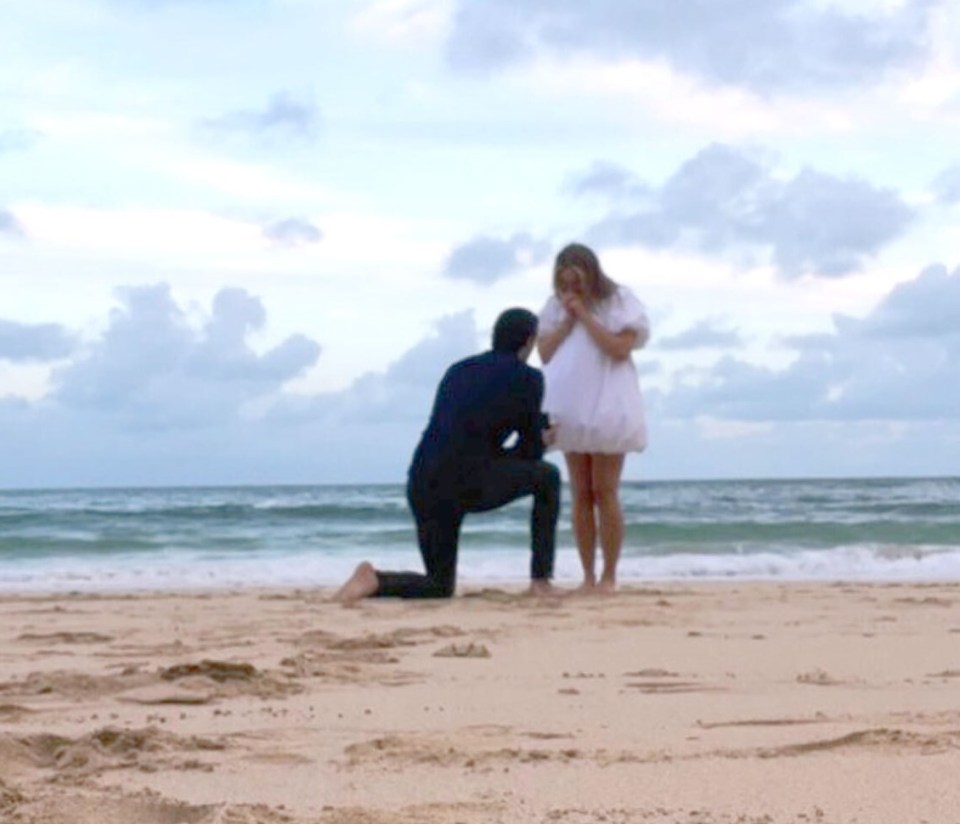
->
xmin=336 ymin=307 xmax=561 ymax=602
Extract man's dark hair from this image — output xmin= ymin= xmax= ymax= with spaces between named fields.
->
xmin=492 ymin=307 xmax=538 ymax=353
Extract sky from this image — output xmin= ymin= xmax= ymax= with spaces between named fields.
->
xmin=2 ymin=0 xmax=960 ymax=488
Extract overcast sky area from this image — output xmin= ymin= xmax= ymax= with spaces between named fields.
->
xmin=2 ymin=0 xmax=960 ymax=488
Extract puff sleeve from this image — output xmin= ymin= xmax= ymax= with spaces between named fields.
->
xmin=538 ymin=294 xmax=567 ymax=336
xmin=609 ymin=286 xmax=650 ymax=349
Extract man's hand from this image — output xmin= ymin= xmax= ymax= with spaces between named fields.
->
xmin=542 ymin=423 xmax=558 ymax=448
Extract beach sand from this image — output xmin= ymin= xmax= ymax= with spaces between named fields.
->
xmin=1 ymin=581 xmax=959 ymax=823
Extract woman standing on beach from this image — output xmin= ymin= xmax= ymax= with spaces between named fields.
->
xmin=537 ymin=243 xmax=650 ymax=593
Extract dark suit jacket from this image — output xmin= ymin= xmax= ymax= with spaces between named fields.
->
xmin=409 ymin=350 xmax=545 ymax=482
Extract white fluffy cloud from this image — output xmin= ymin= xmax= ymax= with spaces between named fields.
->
xmin=581 ymin=143 xmax=914 ymax=278
xmin=656 ymin=319 xmax=745 ymax=352
xmin=198 ymin=93 xmax=321 ymax=145
xmin=0 ymin=209 xmax=23 ymax=236
xmin=0 ymin=290 xmax=484 ymax=487
xmin=659 ymin=263 xmax=960 ymax=421
xmin=3 ymin=0 xmax=959 ymax=485
xmin=444 ymin=233 xmax=550 ymax=283
xmin=0 ymin=320 xmax=77 ymax=362
xmin=262 ymin=217 xmax=323 ymax=247
xmin=445 ymin=0 xmax=936 ymax=93
xmin=51 ymin=284 xmax=320 ymax=428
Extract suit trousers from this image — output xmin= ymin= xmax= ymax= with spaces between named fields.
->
xmin=375 ymin=458 xmax=560 ymax=599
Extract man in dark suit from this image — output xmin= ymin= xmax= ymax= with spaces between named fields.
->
xmin=335 ymin=307 xmax=561 ymax=601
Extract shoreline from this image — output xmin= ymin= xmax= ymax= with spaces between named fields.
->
xmin=2 ymin=580 xmax=960 ymax=823
xmin=2 ymin=570 xmax=960 ymax=598
xmin=2 ymin=472 xmax=957 ymax=493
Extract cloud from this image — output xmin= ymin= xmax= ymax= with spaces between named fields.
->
xmin=0 ymin=304 xmax=482 ymax=487
xmin=444 ymin=233 xmax=550 ymax=283
xmin=932 ymin=164 xmax=960 ymax=204
xmin=847 ymin=263 xmax=960 ymax=339
xmin=445 ymin=0 xmax=936 ymax=94
xmin=350 ymin=0 xmax=451 ymax=44
xmin=564 ymin=161 xmax=650 ymax=201
xmin=584 ymin=143 xmax=914 ymax=278
xmin=381 ymin=310 xmax=480 ymax=388
xmin=199 ymin=93 xmax=320 ymax=144
xmin=263 ymin=217 xmax=323 ymax=247
xmin=657 ymin=319 xmax=745 ymax=351
xmin=276 ymin=310 xmax=481 ymax=426
xmin=0 ymin=320 xmax=77 ymax=363
xmin=51 ymin=283 xmax=321 ymax=429
xmin=2 ymin=273 xmax=957 ymax=486
xmin=0 ymin=209 xmax=23 ymax=237
xmin=661 ymin=263 xmax=960 ymax=422
xmin=640 ymin=416 xmax=960 ymax=481
xmin=107 ymin=0 xmax=256 ymax=12
xmin=0 ymin=129 xmax=42 ymax=153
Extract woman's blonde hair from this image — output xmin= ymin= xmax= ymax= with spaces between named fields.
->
xmin=553 ymin=242 xmax=617 ymax=301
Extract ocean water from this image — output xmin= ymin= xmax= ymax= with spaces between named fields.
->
xmin=1 ymin=477 xmax=959 ymax=593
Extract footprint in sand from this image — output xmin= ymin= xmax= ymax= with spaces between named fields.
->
xmin=796 ymin=668 xmax=856 ymax=686
xmin=16 ymin=631 xmax=113 ymax=644
xmin=433 ymin=642 xmax=491 ymax=659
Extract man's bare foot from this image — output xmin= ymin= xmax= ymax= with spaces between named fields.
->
xmin=526 ymin=579 xmax=565 ymax=597
xmin=333 ymin=562 xmax=379 ymax=603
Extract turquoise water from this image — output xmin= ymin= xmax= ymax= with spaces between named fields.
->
xmin=1 ymin=477 xmax=959 ymax=591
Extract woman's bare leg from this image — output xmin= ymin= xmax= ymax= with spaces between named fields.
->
xmin=565 ymin=452 xmax=597 ymax=590
xmin=591 ymin=453 xmax=625 ymax=593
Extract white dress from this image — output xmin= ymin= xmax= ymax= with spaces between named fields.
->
xmin=539 ymin=285 xmax=649 ymax=454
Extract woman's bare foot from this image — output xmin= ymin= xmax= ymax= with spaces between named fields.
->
xmin=596 ymin=576 xmax=617 ymax=595
xmin=333 ymin=562 xmax=379 ymax=603
xmin=573 ymin=578 xmax=598 ymax=595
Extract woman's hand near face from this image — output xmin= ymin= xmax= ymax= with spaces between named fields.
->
xmin=558 ymin=304 xmax=577 ymax=332
xmin=562 ymin=292 xmax=589 ymax=320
